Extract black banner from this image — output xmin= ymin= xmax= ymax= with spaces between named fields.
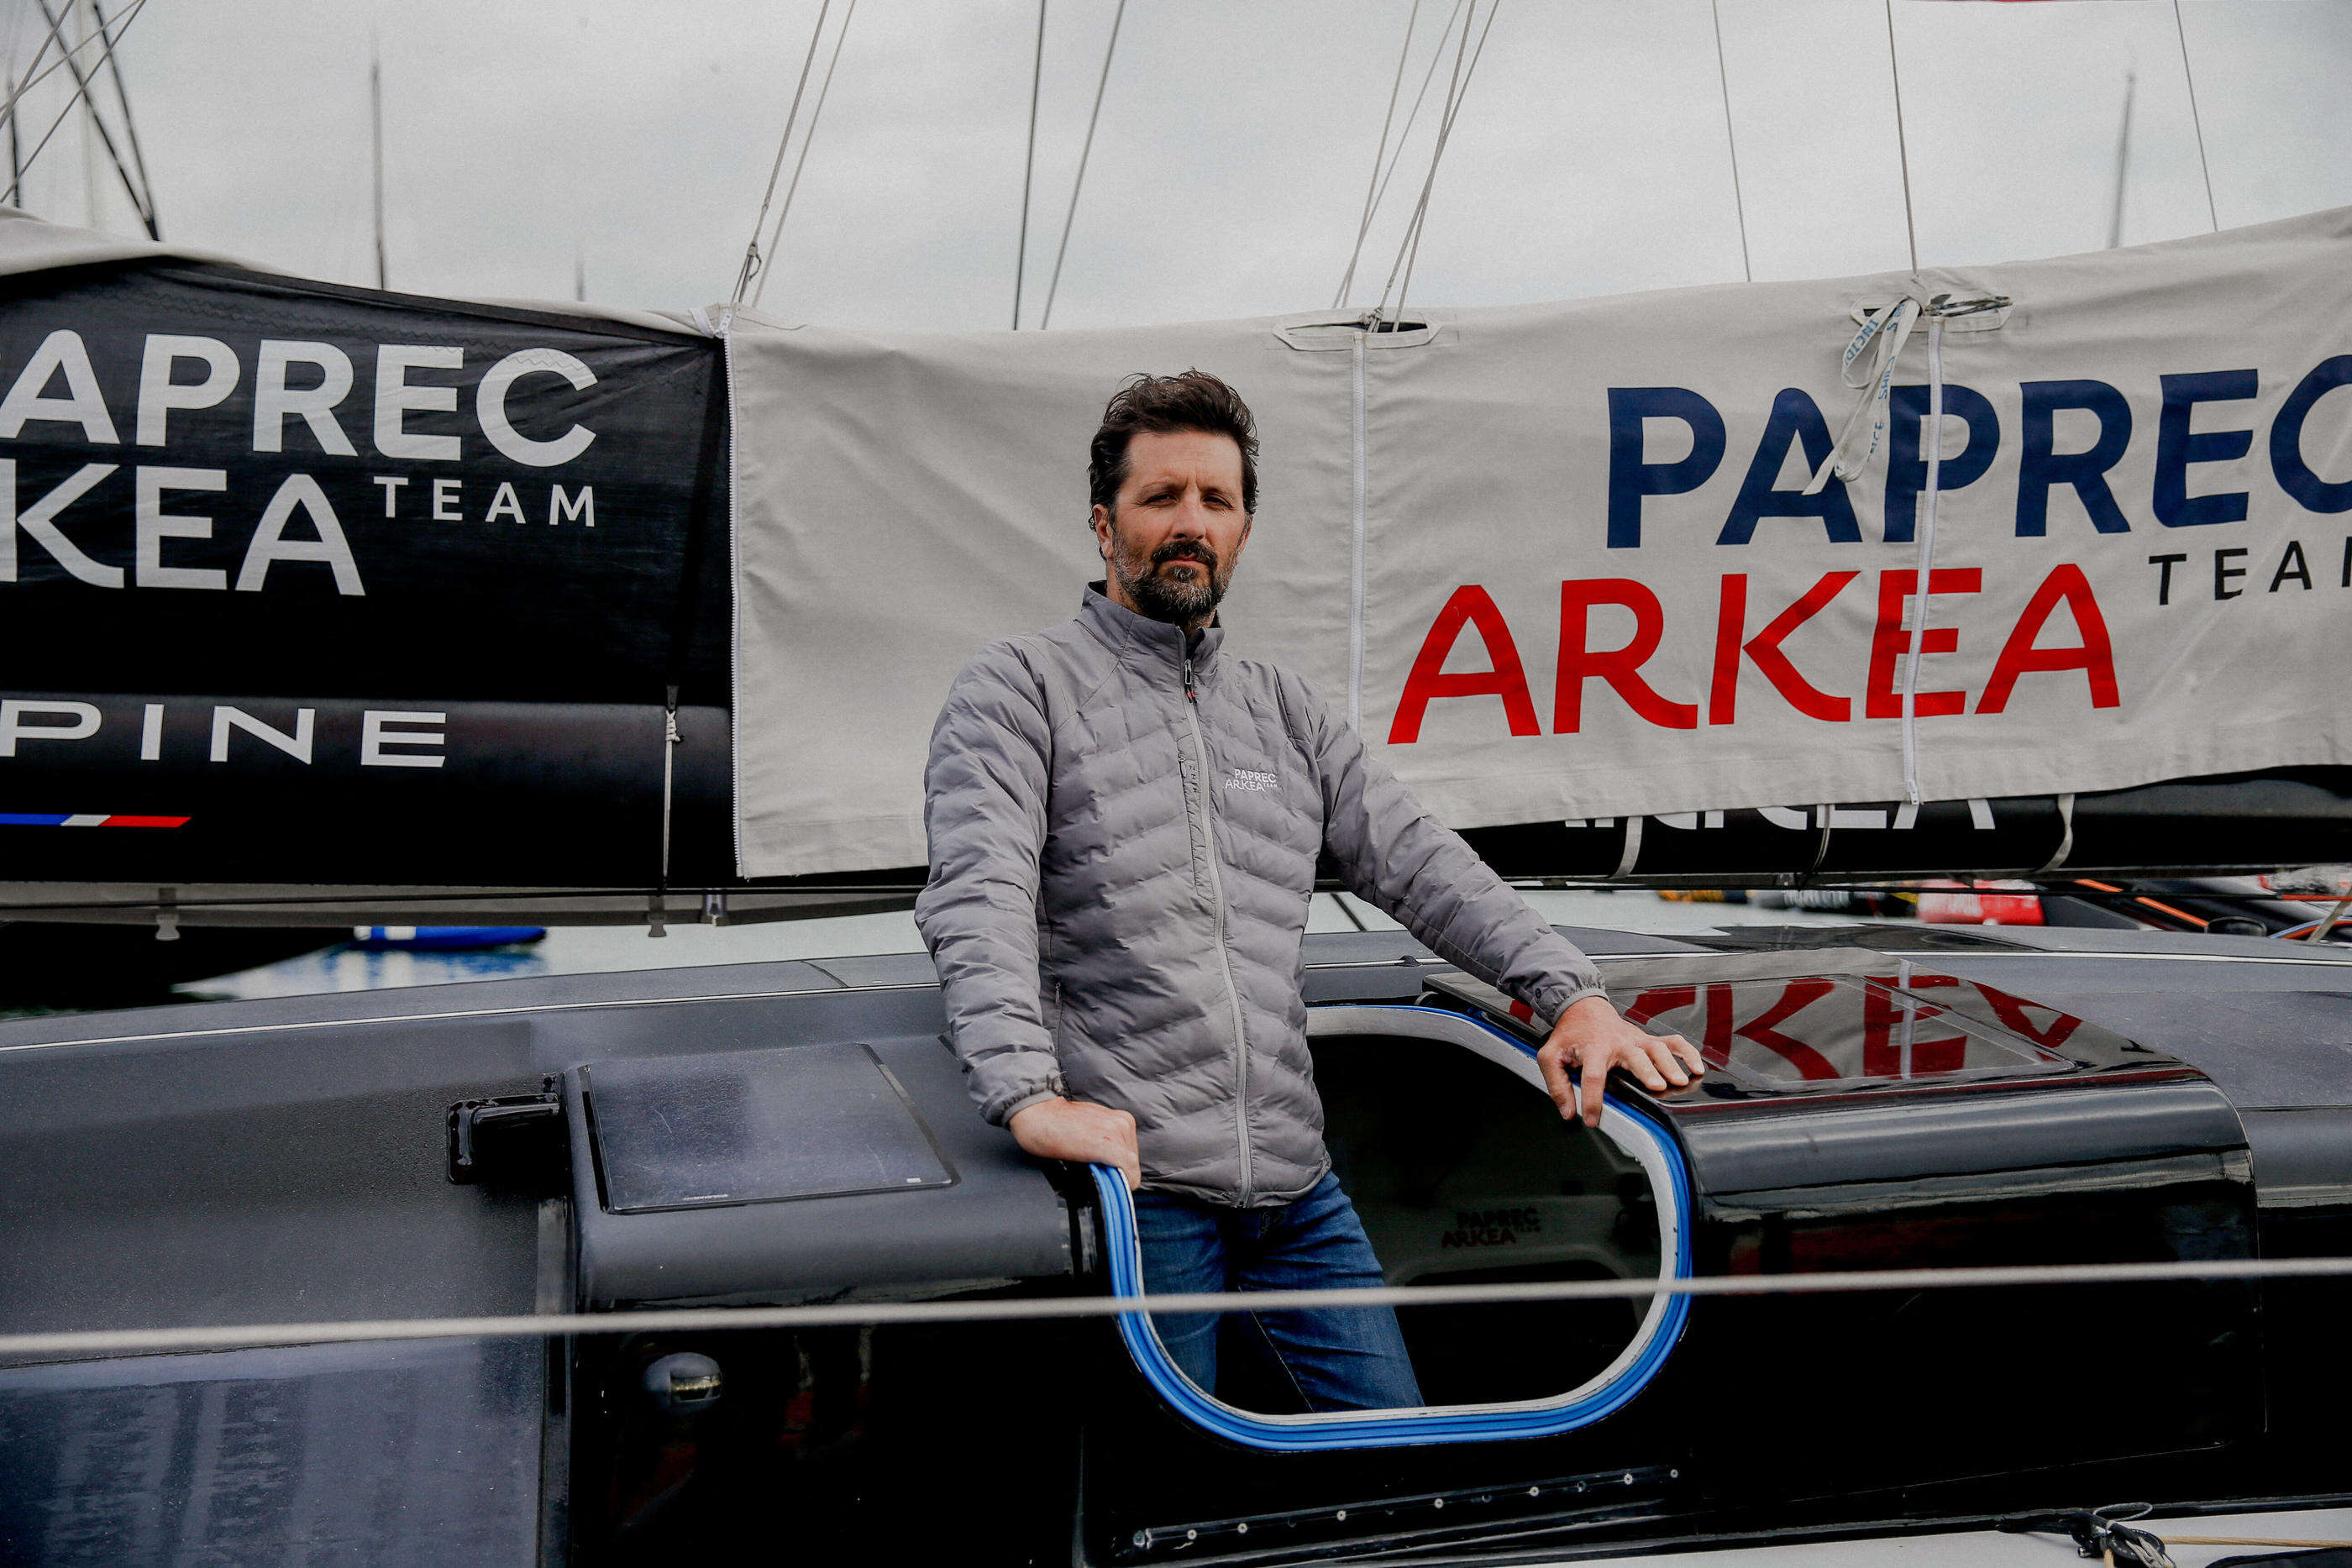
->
xmin=0 ymin=260 xmax=730 ymax=886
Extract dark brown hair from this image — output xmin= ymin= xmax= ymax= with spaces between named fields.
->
xmin=1088 ymin=370 xmax=1259 ymax=518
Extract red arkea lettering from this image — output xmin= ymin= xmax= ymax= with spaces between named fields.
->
xmin=1556 ymin=578 xmax=1698 ymax=732
xmin=1709 ymin=570 xmax=1858 ymax=725
xmin=1866 ymin=568 xmax=1982 ymax=720
xmin=1977 ymin=563 xmax=2121 ymax=714
xmin=1388 ymin=585 xmax=1541 ymax=743
xmin=1389 ymin=565 xmax=2121 ymax=740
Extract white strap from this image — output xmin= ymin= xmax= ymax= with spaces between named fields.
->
xmin=1803 ymin=296 xmax=1919 ymax=496
xmin=2034 ymin=794 xmax=2076 ymax=877
xmin=1612 ymin=815 xmax=1644 ymax=879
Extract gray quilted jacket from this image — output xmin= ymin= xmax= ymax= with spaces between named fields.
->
xmin=915 ymin=585 xmax=1606 ymax=1209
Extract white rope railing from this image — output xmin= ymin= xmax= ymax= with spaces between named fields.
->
xmin=6 ymin=1254 xmax=2345 ymax=1362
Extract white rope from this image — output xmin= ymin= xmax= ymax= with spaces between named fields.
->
xmin=1332 ymin=0 xmax=1424 ymax=310
xmin=2172 ymin=0 xmax=2219 ymax=233
xmin=750 ymin=0 xmax=858 ymax=311
xmin=1012 ymin=0 xmax=1047 ymax=328
xmin=731 ymin=0 xmax=834 ymax=306
xmin=1381 ymin=0 xmax=1502 ymax=328
xmin=6 ymin=1254 xmax=2348 ymax=1361
xmin=1882 ymin=0 xmax=1919 ymax=275
xmin=1038 ymin=0 xmax=1122 ymax=330
xmin=1898 ymin=315 xmax=1945 ymax=805
xmin=1709 ymin=0 xmax=1751 ymax=283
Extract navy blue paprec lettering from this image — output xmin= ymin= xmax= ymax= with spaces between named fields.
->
xmin=1884 ymin=382 xmax=1998 ymax=544
xmin=1719 ymin=387 xmax=1861 ymax=546
xmin=2270 ymin=354 xmax=2352 ymax=516
xmin=2017 ymin=379 xmax=2133 ymax=536
xmin=1606 ymin=387 xmax=1726 ymax=548
xmin=2155 ymin=368 xmax=2257 ymax=527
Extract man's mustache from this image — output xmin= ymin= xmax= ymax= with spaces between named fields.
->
xmin=1150 ymin=541 xmax=1218 ymax=572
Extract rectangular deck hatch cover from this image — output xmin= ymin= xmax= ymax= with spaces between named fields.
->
xmin=583 ymin=1042 xmax=955 ymax=1213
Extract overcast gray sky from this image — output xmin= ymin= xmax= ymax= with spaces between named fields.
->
xmin=19 ymin=0 xmax=2352 ymax=328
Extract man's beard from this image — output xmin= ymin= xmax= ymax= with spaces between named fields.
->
xmin=1107 ymin=523 xmax=1231 ymax=627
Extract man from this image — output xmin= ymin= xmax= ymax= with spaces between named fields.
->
xmin=916 ymin=370 xmax=1701 ymax=1413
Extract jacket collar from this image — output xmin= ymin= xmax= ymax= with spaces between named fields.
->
xmin=1080 ymin=582 xmax=1224 ymax=682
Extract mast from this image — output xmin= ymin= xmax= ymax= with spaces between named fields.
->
xmin=2106 ymin=71 xmax=2134 ymax=249
xmin=370 ymin=44 xmax=387 ymax=290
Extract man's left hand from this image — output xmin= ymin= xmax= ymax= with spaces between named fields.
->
xmin=1536 ymin=994 xmax=1704 ymax=1128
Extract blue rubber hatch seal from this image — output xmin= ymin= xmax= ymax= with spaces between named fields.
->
xmin=1087 ymin=1004 xmax=1694 ymax=1450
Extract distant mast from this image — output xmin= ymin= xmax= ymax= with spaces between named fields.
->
xmin=2106 ymin=71 xmax=2135 ymax=249
xmin=370 ymin=43 xmax=388 ymax=289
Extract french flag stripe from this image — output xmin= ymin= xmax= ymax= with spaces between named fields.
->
xmin=0 ymin=813 xmax=190 ymax=827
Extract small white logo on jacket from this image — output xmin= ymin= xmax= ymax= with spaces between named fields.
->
xmin=1225 ymin=768 xmax=1278 ymax=793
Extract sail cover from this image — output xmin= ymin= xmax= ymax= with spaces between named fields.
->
xmin=730 ymin=207 xmax=2352 ymax=878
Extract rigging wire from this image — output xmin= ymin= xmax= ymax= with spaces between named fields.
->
xmin=0 ymin=0 xmax=83 ymax=125
xmin=1382 ymin=0 xmax=1501 ymax=329
xmin=1709 ymin=0 xmax=1751 ymax=283
xmin=1012 ymin=0 xmax=1047 ymax=328
xmin=2106 ymin=70 xmax=2135 ymax=249
xmin=7 ymin=0 xmax=151 ymax=195
xmin=750 ymin=0 xmax=858 ymax=310
xmin=32 ymin=0 xmax=153 ymax=237
xmin=1882 ymin=0 xmax=1919 ymax=276
xmin=1338 ymin=0 xmax=1467 ymax=314
xmin=5 ymin=72 xmax=20 ymax=207
xmin=1332 ymin=0 xmax=1423 ymax=311
xmin=91 ymin=0 xmax=158 ymax=237
xmin=1375 ymin=3 xmax=1476 ymax=322
xmin=1 ymin=3 xmax=25 ymax=206
xmin=0 ymin=0 xmax=142 ymax=129
xmin=2171 ymin=0 xmax=2218 ymax=233
xmin=1038 ymin=0 xmax=1122 ymax=330
xmin=731 ymin=0 xmax=834 ymax=307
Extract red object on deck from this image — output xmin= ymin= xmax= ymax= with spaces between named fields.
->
xmin=1917 ymin=880 xmax=2047 ymax=926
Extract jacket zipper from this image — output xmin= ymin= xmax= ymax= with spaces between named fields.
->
xmin=1182 ymin=648 xmax=1255 ymax=1205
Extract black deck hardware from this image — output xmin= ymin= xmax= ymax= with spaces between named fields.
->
xmin=446 ymin=1076 xmax=567 ymax=1193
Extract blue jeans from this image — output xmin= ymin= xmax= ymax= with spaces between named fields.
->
xmin=1131 ymin=1171 xmax=1424 ymax=1413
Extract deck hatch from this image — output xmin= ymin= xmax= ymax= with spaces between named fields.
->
xmin=582 ymin=1041 xmax=953 ymax=1213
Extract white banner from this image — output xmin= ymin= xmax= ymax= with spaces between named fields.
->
xmin=729 ymin=208 xmax=2352 ymax=879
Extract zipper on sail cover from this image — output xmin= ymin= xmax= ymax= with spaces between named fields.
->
xmin=1181 ymin=648 xmax=1254 ymax=1205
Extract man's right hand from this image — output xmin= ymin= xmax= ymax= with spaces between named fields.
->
xmin=1008 ymin=1097 xmax=1142 ymax=1192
